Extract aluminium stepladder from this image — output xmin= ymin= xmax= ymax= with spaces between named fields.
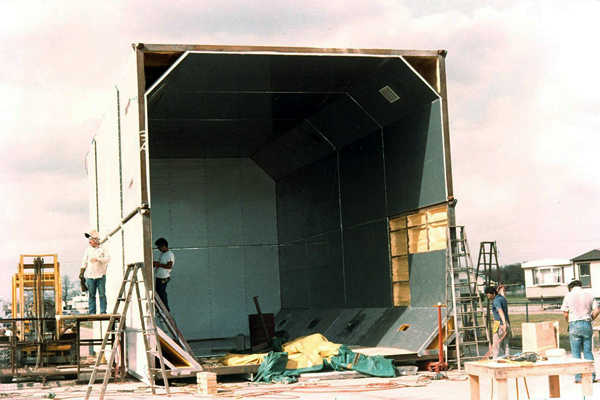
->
xmin=445 ymin=226 xmax=490 ymax=371
xmin=84 ymin=262 xmax=170 ymax=400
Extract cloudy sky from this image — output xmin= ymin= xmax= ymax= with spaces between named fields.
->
xmin=1 ymin=0 xmax=599 ymax=302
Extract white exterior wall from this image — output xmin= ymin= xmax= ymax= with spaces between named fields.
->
xmin=149 ymin=158 xmax=280 ymax=340
xmin=573 ymin=260 xmax=600 ymax=298
xmin=522 ymin=259 xmax=572 ymax=299
xmin=89 ymin=52 xmax=150 ymax=380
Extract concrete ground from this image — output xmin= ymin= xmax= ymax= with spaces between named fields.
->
xmin=2 ymin=357 xmax=599 ymax=400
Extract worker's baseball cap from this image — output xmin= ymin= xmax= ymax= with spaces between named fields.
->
xmin=85 ymin=230 xmax=100 ymax=240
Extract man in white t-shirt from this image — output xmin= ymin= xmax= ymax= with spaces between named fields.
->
xmin=561 ymin=279 xmax=600 ymax=383
xmin=80 ymin=230 xmax=111 ymax=314
xmin=153 ymin=238 xmax=175 ymax=312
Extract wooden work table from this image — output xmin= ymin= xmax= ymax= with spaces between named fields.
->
xmin=465 ymin=358 xmax=595 ymax=399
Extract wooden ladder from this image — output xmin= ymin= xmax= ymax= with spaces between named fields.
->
xmin=475 ymin=241 xmax=503 ymax=334
xmin=445 ymin=226 xmax=490 ymax=371
xmin=84 ymin=262 xmax=170 ymax=400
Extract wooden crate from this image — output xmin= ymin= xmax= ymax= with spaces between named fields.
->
xmin=522 ymin=321 xmax=559 ymax=356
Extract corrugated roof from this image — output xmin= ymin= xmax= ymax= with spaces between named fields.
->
xmin=572 ymin=249 xmax=600 ymax=262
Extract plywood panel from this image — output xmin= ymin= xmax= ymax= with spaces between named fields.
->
xmin=390 ymin=229 xmax=408 ymax=256
xmin=389 ymin=216 xmax=406 ymax=231
xmin=428 ymin=221 xmax=447 ymax=251
xmin=393 ymin=282 xmax=410 ymax=306
xmin=426 ymin=205 xmax=448 ymax=223
xmin=407 ymin=212 xmax=426 ymax=228
xmin=392 ymin=256 xmax=409 ymax=282
xmin=408 ymin=226 xmax=428 ymax=253
xmin=409 ymin=251 xmax=446 ymax=307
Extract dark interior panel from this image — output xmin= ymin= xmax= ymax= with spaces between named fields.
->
xmin=307 ymin=232 xmax=345 ymax=308
xmin=409 ymin=251 xmax=447 ymax=307
xmin=339 ymin=131 xmax=387 ymax=228
xmin=384 ymin=101 xmax=446 ymax=214
xmin=342 ymin=220 xmax=392 ymax=308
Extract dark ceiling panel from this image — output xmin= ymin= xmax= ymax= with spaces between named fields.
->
xmin=252 ymin=121 xmax=335 ymax=180
xmin=308 ymin=95 xmax=380 ymax=149
xmin=267 ymin=54 xmax=387 ymax=92
xmin=146 ymin=52 xmax=439 ymax=181
xmin=150 ymin=91 xmax=272 ymax=120
xmin=150 ymin=91 xmax=343 ymax=121
xmin=149 ymin=120 xmax=273 ymax=158
xmin=349 ymin=58 xmax=440 ymax=128
xmin=150 ymin=53 xmax=272 ymax=93
xmin=147 ymin=52 xmax=387 ymax=95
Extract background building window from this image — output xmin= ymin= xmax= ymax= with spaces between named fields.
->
xmin=532 ymin=267 xmax=563 ymax=285
xmin=579 ymin=263 xmax=591 ymax=288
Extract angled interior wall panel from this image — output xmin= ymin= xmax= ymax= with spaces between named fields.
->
xmin=339 ymin=131 xmax=387 ymax=228
xmin=408 ymin=251 xmax=446 ymax=307
xmin=384 ymin=101 xmax=446 ymax=214
xmin=306 ymin=231 xmax=345 ymax=309
xmin=343 ymin=220 xmax=392 ymax=308
xmin=278 ymin=241 xmax=309 ymax=309
xmin=276 ymin=153 xmax=340 ymax=244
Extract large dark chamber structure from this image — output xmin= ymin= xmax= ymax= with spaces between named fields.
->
xmin=133 ymin=46 xmax=453 ymax=355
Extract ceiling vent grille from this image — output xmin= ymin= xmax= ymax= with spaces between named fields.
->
xmin=379 ymin=86 xmax=400 ymax=103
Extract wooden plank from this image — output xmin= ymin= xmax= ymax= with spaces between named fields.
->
xmin=469 ymin=375 xmax=480 ymax=400
xmin=465 ymin=359 xmax=595 ymax=379
xmin=437 ymin=51 xmax=454 ymax=199
xmin=351 ymin=347 xmax=417 ymax=356
xmin=202 ymin=364 xmax=260 ymax=375
xmin=140 ymin=43 xmax=442 ymax=58
xmin=548 ymin=375 xmax=560 ymax=398
xmin=55 ymin=314 xmax=120 ymax=321
xmin=496 ymin=378 xmax=509 ymax=400
xmin=157 ymin=328 xmax=202 ymax=372
xmin=156 ymin=295 xmax=197 ymax=358
xmin=582 ymin=373 xmax=594 ymax=396
xmin=299 ymin=370 xmax=368 ymax=382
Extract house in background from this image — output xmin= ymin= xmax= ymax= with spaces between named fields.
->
xmin=521 ymin=259 xmax=573 ymax=300
xmin=572 ymin=249 xmax=600 ymax=297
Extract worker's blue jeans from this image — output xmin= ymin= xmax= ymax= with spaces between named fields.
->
xmin=86 ymin=276 xmax=107 ymax=314
xmin=155 ymin=277 xmax=170 ymax=312
xmin=569 ymin=320 xmax=596 ymax=382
